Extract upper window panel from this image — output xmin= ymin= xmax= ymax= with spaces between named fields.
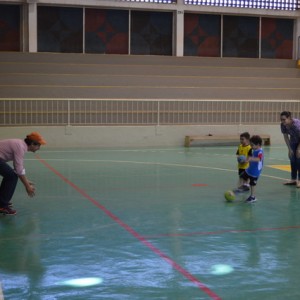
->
xmin=121 ymin=0 xmax=177 ymax=3
xmin=184 ymin=0 xmax=299 ymax=10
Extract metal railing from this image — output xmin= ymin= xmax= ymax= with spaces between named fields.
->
xmin=1 ymin=99 xmax=299 ymax=126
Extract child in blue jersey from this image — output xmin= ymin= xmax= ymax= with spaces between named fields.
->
xmin=236 ymin=132 xmax=252 ymax=191
xmin=240 ymin=135 xmax=264 ymax=203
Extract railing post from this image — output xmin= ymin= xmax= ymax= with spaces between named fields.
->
xmin=239 ymin=100 xmax=242 ymax=126
xmin=298 ymin=36 xmax=300 ymax=59
xmin=65 ymin=99 xmax=73 ymax=135
xmin=67 ymin=99 xmax=71 ymax=126
xmin=297 ymin=36 xmax=300 ymax=68
xmin=157 ymin=100 xmax=160 ymax=126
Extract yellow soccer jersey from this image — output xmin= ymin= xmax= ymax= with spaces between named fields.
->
xmin=236 ymin=144 xmax=252 ymax=169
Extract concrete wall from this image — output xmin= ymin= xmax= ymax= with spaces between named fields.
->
xmin=0 ymin=125 xmax=284 ymax=148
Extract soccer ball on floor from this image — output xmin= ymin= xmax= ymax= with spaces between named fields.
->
xmin=224 ymin=190 xmax=236 ymax=202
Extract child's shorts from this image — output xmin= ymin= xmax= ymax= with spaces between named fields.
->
xmin=240 ymin=171 xmax=258 ymax=186
xmin=238 ymin=168 xmax=246 ymax=176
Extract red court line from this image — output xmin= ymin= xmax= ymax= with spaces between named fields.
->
xmin=36 ymin=155 xmax=222 ymax=300
xmin=143 ymin=225 xmax=300 ymax=239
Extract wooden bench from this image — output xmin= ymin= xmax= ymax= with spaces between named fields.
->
xmin=184 ymin=134 xmax=271 ymax=147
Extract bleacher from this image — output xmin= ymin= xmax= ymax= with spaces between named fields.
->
xmin=0 ymin=52 xmax=299 ymax=100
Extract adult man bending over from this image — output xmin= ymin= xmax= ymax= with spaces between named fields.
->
xmin=0 ymin=132 xmax=46 ymax=215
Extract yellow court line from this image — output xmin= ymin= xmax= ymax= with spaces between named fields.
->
xmin=268 ymin=165 xmax=291 ymax=172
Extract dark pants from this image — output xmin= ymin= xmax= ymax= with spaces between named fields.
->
xmin=0 ymin=159 xmax=18 ymax=208
xmin=289 ymin=143 xmax=300 ymax=181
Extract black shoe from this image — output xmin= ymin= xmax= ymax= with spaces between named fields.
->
xmin=283 ymin=181 xmax=297 ymax=185
xmin=234 ymin=185 xmax=249 ymax=193
xmin=245 ymin=196 xmax=256 ymax=203
xmin=242 ymin=185 xmax=250 ymax=191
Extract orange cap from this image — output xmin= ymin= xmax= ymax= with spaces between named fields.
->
xmin=26 ymin=132 xmax=46 ymax=145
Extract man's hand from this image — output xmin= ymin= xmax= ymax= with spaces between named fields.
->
xmin=19 ymin=175 xmax=36 ymax=197
xmin=26 ymin=184 xmax=35 ymax=197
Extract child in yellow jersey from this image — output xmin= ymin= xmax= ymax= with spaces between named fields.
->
xmin=236 ymin=132 xmax=252 ymax=191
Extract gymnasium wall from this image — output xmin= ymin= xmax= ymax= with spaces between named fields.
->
xmin=0 ymin=3 xmax=295 ymax=59
xmin=0 ymin=125 xmax=285 ymax=148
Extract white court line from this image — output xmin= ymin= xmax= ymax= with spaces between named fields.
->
xmin=39 ymin=148 xmax=190 ymax=153
xmin=31 ymin=158 xmax=288 ymax=181
xmin=37 ymin=146 xmax=288 ymax=154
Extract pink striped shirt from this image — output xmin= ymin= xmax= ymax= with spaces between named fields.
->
xmin=0 ymin=139 xmax=28 ymax=175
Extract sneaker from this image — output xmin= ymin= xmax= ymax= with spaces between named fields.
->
xmin=0 ymin=206 xmax=17 ymax=215
xmin=234 ymin=185 xmax=250 ymax=193
xmin=283 ymin=180 xmax=297 ymax=185
xmin=245 ymin=196 xmax=257 ymax=203
xmin=241 ymin=185 xmax=250 ymax=192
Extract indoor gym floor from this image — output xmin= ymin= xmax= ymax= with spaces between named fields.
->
xmin=0 ymin=144 xmax=300 ymax=300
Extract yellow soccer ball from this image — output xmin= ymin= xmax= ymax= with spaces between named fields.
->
xmin=224 ymin=190 xmax=235 ymax=202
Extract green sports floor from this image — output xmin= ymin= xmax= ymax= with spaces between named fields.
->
xmin=1 ymin=145 xmax=300 ymax=300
